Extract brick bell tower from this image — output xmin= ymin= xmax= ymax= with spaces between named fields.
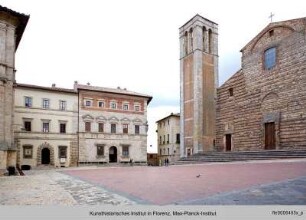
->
xmin=179 ymin=14 xmax=218 ymax=157
xmin=0 ymin=6 xmax=29 ymax=173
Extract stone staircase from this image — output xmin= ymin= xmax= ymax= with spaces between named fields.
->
xmin=176 ymin=149 xmax=306 ymax=165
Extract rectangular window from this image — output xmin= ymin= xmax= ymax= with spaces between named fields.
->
xmin=42 ymin=122 xmax=50 ymax=132
xmin=97 ymin=145 xmax=104 ymax=156
xmin=160 ymin=136 xmax=162 ymax=145
xmin=23 ymin=145 xmax=33 ymax=159
xmin=135 ymin=125 xmax=140 ymax=135
xmin=58 ymin=146 xmax=67 ymax=158
xmin=60 ymin=123 xmax=66 ymax=133
xmin=264 ymin=47 xmax=276 ymax=70
xmin=176 ymin=133 xmax=180 ymax=144
xmin=134 ymin=105 xmax=140 ymax=111
xmin=122 ymin=146 xmax=129 ymax=157
xmin=59 ymin=100 xmax=66 ymax=110
xmin=24 ymin=121 xmax=31 ymax=132
xmin=123 ymin=104 xmax=129 ymax=110
xmin=98 ymin=101 xmax=104 ymax=108
xmin=84 ymin=100 xmax=92 ymax=107
xmin=110 ymin=101 xmax=117 ymax=109
xmin=111 ymin=124 xmax=116 ymax=133
xmin=229 ymin=88 xmax=234 ymax=97
xmin=123 ymin=124 xmax=128 ymax=134
xmin=98 ymin=123 xmax=104 ymax=133
xmin=167 ymin=134 xmax=169 ymax=144
xmin=42 ymin=99 xmax=50 ymax=109
xmin=163 ymin=135 xmax=165 ymax=144
xmin=25 ymin=97 xmax=32 ymax=107
xmin=85 ymin=122 xmax=91 ymax=132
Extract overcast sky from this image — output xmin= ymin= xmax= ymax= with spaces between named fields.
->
xmin=2 ymin=0 xmax=305 ymax=152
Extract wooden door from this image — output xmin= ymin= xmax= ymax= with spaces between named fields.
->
xmin=225 ymin=134 xmax=232 ymax=151
xmin=265 ymin=122 xmax=275 ymax=150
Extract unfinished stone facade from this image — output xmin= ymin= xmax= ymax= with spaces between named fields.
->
xmin=156 ymin=113 xmax=180 ymax=164
xmin=179 ymin=15 xmax=218 ymax=157
xmin=0 ymin=6 xmax=28 ymax=174
xmin=76 ymin=83 xmax=152 ymax=164
xmin=216 ymin=18 xmax=306 ymax=151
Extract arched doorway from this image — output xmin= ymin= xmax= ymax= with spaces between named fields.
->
xmin=41 ymin=148 xmax=50 ymax=164
xmin=109 ymin=146 xmax=117 ymax=163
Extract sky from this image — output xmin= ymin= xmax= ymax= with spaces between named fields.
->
xmin=2 ymin=0 xmax=305 ymax=153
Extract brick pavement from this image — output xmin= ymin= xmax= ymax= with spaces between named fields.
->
xmin=63 ymin=159 xmax=306 ymax=205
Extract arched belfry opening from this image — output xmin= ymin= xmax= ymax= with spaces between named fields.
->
xmin=202 ymin=26 xmax=207 ymax=52
xmin=184 ymin=31 xmax=188 ymax=55
xmin=189 ymin=28 xmax=193 ymax=52
xmin=208 ymin=29 xmax=213 ymax=53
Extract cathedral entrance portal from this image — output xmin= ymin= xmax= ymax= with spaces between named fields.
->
xmin=265 ymin=122 xmax=276 ymax=150
xmin=109 ymin=146 xmax=117 ymax=163
xmin=225 ymin=134 xmax=232 ymax=151
xmin=41 ymin=148 xmax=50 ymax=164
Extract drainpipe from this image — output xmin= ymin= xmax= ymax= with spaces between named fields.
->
xmin=77 ymin=90 xmax=80 ymax=167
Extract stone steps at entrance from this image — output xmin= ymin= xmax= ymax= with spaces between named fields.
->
xmin=176 ymin=150 xmax=306 ymax=164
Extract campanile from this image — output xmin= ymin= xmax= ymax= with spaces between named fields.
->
xmin=179 ymin=14 xmax=218 ymax=157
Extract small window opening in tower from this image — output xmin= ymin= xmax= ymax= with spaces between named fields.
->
xmin=229 ymin=88 xmax=234 ymax=97
xmin=269 ymin=29 xmax=274 ymax=37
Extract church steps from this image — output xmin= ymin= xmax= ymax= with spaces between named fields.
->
xmin=176 ymin=150 xmax=306 ymax=164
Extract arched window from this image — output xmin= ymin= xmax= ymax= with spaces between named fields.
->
xmin=208 ymin=29 xmax=213 ymax=53
xmin=184 ymin=31 xmax=188 ymax=55
xmin=202 ymin=26 xmax=207 ymax=52
xmin=189 ymin=28 xmax=193 ymax=52
xmin=264 ymin=47 xmax=276 ymax=70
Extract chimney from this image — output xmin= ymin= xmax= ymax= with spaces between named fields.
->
xmin=73 ymin=81 xmax=78 ymax=91
xmin=117 ymin=86 xmax=121 ymax=89
xmin=87 ymin=82 xmax=90 ymax=86
xmin=52 ymin=83 xmax=56 ymax=88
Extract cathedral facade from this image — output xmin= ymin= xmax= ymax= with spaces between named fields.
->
xmin=216 ymin=18 xmax=306 ymax=151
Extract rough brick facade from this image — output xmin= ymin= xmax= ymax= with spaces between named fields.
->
xmin=216 ymin=18 xmax=306 ymax=151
